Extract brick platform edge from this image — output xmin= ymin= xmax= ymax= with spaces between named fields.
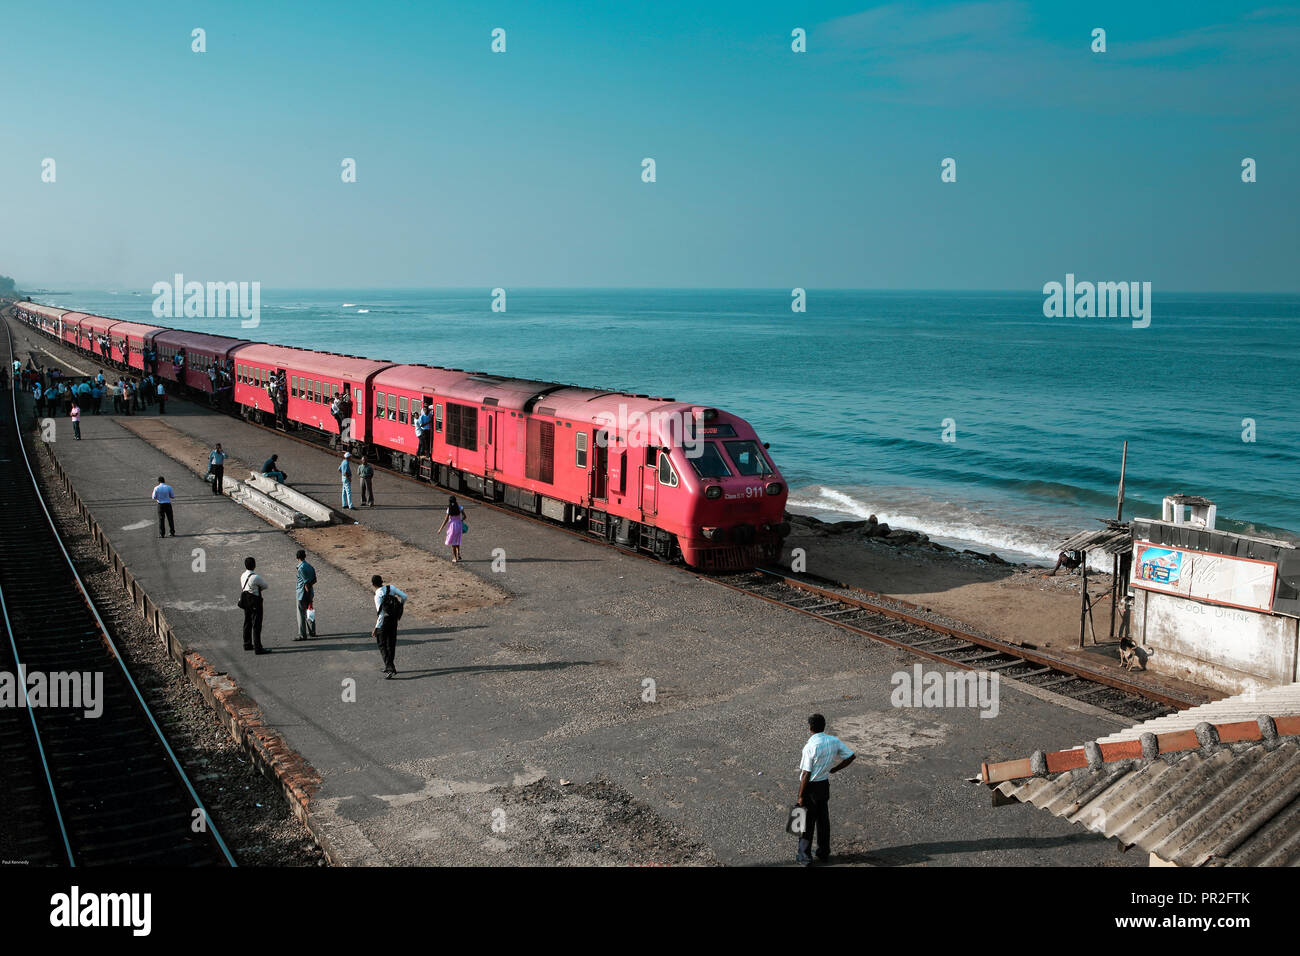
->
xmin=38 ymin=440 xmax=354 ymax=865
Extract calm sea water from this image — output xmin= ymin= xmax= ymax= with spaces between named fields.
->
xmin=32 ymin=288 xmax=1300 ymax=562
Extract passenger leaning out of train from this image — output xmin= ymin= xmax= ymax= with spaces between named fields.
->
xmin=416 ymin=402 xmax=432 ymax=458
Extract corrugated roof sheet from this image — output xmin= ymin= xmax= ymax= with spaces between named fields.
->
xmin=982 ymin=684 xmax=1300 ymax=866
xmin=1093 ymin=683 xmax=1300 ymax=746
xmin=1058 ymin=524 xmax=1132 ymax=555
xmin=992 ymin=739 xmax=1300 ymax=866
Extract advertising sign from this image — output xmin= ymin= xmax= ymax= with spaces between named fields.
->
xmin=1132 ymin=541 xmax=1277 ymax=613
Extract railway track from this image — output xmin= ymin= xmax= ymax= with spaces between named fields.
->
xmin=5 ymin=313 xmax=1205 ymax=726
xmin=0 ymin=315 xmax=235 ymax=866
xmin=718 ymin=568 xmax=1207 ymax=720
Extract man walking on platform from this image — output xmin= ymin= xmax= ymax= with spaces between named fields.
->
xmin=208 ymin=443 xmax=226 ymax=495
xmin=152 ymin=476 xmax=176 ymax=537
xmin=295 ymin=549 xmax=316 ymax=641
xmin=156 ymin=379 xmax=166 ymax=414
xmin=794 ymin=713 xmax=856 ymax=866
xmin=371 ymin=575 xmax=407 ymax=678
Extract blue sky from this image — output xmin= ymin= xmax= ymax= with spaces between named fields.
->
xmin=2 ymin=1 xmax=1296 ymax=290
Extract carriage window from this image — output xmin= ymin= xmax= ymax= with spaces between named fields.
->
xmin=576 ymin=431 xmax=588 ymax=468
xmin=659 ymin=452 xmax=679 ymax=487
xmin=435 ymin=404 xmax=443 ymax=433
xmin=398 ymin=396 xmax=409 ymax=424
xmin=375 ymin=392 xmax=386 ymax=418
xmin=387 ymin=394 xmax=397 ymax=420
xmin=290 ymin=375 xmax=298 ymax=397
xmin=724 ymin=440 xmax=773 ymax=476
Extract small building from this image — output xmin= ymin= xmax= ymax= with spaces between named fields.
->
xmin=980 ymin=683 xmax=1300 ymax=866
xmin=1128 ymin=496 xmax=1300 ymax=694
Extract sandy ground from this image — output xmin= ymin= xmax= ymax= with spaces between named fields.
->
xmin=785 ymin=518 xmax=1122 ymax=653
xmin=117 ymin=415 xmax=507 ymax=618
xmin=292 ymin=523 xmax=506 ymax=619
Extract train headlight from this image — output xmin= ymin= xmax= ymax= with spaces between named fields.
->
xmin=766 ymin=482 xmax=784 ymax=496
xmin=705 ymin=485 xmax=722 ymax=499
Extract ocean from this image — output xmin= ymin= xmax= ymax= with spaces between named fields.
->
xmin=29 ymin=288 xmax=1300 ymax=564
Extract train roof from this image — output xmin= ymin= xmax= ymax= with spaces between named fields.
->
xmin=60 ymin=312 xmax=94 ymax=329
xmin=232 ymin=342 xmax=394 ymax=379
xmin=541 ymin=387 xmax=692 ymax=423
xmin=153 ymin=329 xmax=251 ymax=353
xmin=438 ymin=373 xmax=566 ymax=411
xmin=108 ymin=320 xmax=166 ymax=339
xmin=78 ymin=314 xmax=120 ymax=334
xmin=371 ymin=364 xmax=476 ymax=394
xmin=19 ymin=302 xmax=68 ymax=318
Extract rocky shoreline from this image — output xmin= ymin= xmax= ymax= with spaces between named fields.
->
xmin=787 ymin=512 xmax=1027 ymax=567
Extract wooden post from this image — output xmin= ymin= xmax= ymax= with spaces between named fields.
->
xmin=1111 ymin=441 xmax=1128 ymax=641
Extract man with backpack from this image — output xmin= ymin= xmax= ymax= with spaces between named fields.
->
xmin=371 ymin=574 xmax=407 ymax=679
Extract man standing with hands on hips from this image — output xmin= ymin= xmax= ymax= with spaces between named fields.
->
xmin=794 ymin=713 xmax=855 ymax=866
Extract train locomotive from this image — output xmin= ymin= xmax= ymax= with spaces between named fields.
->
xmin=11 ymin=302 xmax=790 ymax=570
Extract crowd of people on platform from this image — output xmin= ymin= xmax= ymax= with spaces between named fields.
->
xmin=12 ymin=356 xmax=169 ymax=423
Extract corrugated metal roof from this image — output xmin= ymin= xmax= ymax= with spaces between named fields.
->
xmin=1093 ymin=683 xmax=1300 ymax=746
xmin=983 ymin=684 xmax=1300 ymax=865
xmin=1058 ymin=524 xmax=1132 ymax=555
xmin=991 ymin=738 xmax=1300 ymax=866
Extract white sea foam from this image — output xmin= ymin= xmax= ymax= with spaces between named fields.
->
xmin=787 ymin=485 xmax=1113 ymax=570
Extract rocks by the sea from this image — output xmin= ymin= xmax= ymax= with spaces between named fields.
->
xmin=786 ymin=512 xmax=1028 ymax=567
xmin=963 ymin=549 xmax=1011 ymax=565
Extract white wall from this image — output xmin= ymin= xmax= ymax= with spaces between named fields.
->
xmin=1134 ymin=590 xmax=1300 ymax=694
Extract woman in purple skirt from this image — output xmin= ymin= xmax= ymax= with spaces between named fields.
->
xmin=436 ymin=495 xmax=465 ymax=563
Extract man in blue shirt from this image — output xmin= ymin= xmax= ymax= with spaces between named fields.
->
xmin=208 ymin=443 xmax=227 ymax=495
xmin=795 ymin=713 xmax=856 ymax=866
xmin=338 ymin=452 xmax=354 ymax=510
xmin=416 ymin=404 xmax=432 ymax=457
xmin=294 ymin=549 xmax=317 ymax=640
xmin=262 ymin=454 xmax=288 ymax=484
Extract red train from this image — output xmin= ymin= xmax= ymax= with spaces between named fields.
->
xmin=12 ymin=302 xmax=790 ymax=570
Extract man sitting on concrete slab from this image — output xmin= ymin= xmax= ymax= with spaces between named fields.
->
xmin=262 ymin=453 xmax=288 ymax=484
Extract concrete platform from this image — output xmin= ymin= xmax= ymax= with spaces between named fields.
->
xmin=8 ymin=316 xmax=1143 ymax=866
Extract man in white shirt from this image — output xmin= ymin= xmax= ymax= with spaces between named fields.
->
xmin=151 ymin=476 xmax=176 ymax=537
xmin=371 ymin=574 xmax=407 ymax=678
xmin=240 ymin=557 xmax=270 ymax=654
xmin=795 ymin=713 xmax=855 ymax=865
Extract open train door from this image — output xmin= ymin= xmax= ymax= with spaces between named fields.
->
xmin=594 ymin=429 xmax=609 ymax=500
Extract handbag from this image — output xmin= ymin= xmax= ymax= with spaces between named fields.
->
xmin=306 ymin=602 xmax=316 ymax=636
xmin=237 ymin=591 xmax=252 ymax=610
xmin=460 ymin=517 xmax=468 ymax=535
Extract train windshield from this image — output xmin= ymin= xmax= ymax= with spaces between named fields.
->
xmin=725 ymin=440 xmax=773 ymax=476
xmin=688 ymin=442 xmax=732 ymax=478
